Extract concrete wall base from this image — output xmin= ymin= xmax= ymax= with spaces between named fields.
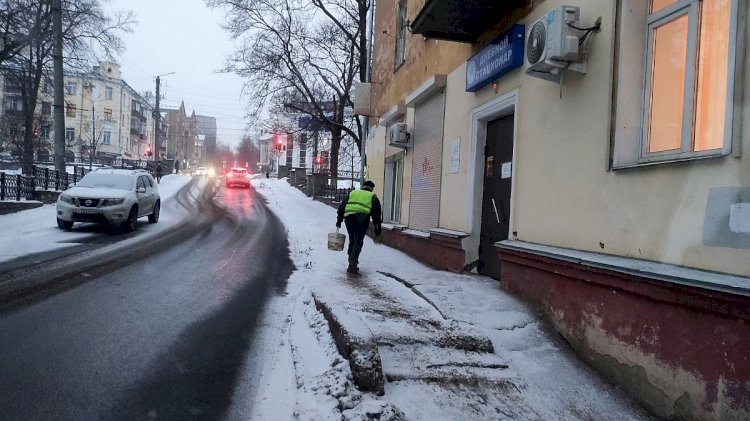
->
xmin=0 ymin=201 xmax=43 ymax=215
xmin=498 ymin=247 xmax=750 ymax=420
xmin=378 ymin=227 xmax=466 ymax=272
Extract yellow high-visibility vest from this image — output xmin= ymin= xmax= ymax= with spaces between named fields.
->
xmin=344 ymin=189 xmax=374 ymax=216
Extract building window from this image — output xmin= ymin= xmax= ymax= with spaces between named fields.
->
xmin=42 ymin=80 xmax=53 ymax=93
xmin=66 ymin=103 xmax=76 ymax=118
xmin=105 ymin=86 xmax=113 ymax=100
xmin=395 ymin=0 xmax=407 ymax=70
xmin=42 ymin=102 xmax=52 ymax=116
xmin=103 ymin=131 xmax=111 ymax=145
xmin=66 ymin=81 xmax=77 ymax=95
xmin=104 ymin=108 xmax=112 ymax=121
xmin=65 ymin=127 xmax=75 ymax=141
xmin=384 ymin=155 xmax=404 ymax=223
xmin=644 ymin=0 xmax=732 ymax=156
xmin=613 ymin=0 xmax=740 ymax=167
xmin=5 ymin=96 xmax=21 ymax=111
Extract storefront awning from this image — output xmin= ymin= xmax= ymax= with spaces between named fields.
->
xmin=411 ymin=0 xmax=528 ymax=43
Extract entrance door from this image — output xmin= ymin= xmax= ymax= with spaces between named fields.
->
xmin=478 ymin=114 xmax=514 ymax=279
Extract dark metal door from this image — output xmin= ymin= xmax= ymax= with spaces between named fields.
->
xmin=478 ymin=114 xmax=514 ymax=279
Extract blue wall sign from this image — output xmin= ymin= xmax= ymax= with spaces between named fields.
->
xmin=465 ymin=24 xmax=525 ymax=93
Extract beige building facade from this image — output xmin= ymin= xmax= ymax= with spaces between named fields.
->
xmin=367 ymin=0 xmax=749 ymax=418
xmin=52 ymin=62 xmax=154 ymax=163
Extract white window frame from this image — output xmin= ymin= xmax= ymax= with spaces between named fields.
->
xmin=103 ymin=131 xmax=111 ymax=145
xmin=65 ymin=127 xmax=75 ymax=141
xmin=612 ymin=0 xmax=743 ymax=168
xmin=105 ymin=86 xmax=113 ymax=100
xmin=384 ymin=151 xmax=405 ymax=223
xmin=66 ymin=81 xmax=77 ymax=96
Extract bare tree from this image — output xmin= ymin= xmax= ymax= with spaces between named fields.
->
xmin=235 ymin=136 xmax=260 ymax=169
xmin=80 ymin=114 xmax=107 ymax=168
xmin=208 ymin=0 xmax=369 ymax=186
xmin=215 ymin=141 xmax=235 ymax=171
xmin=2 ymin=0 xmax=133 ymax=174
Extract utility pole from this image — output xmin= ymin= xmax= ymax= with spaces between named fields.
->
xmin=359 ymin=0 xmax=375 ymax=185
xmin=153 ymin=72 xmax=174 ymax=160
xmin=52 ymin=0 xmax=65 ymax=172
xmin=90 ymin=101 xmax=95 ymax=170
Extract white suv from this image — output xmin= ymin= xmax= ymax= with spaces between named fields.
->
xmin=56 ymin=169 xmax=160 ymax=232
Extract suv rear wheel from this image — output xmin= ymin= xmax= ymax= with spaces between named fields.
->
xmin=148 ymin=201 xmax=160 ymax=223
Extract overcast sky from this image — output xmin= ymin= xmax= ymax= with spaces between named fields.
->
xmin=105 ymin=0 xmax=247 ymax=147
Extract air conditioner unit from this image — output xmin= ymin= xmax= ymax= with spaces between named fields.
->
xmin=388 ymin=123 xmax=410 ymax=148
xmin=525 ymin=5 xmax=585 ymax=82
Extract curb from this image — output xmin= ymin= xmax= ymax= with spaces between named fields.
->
xmin=312 ymin=292 xmax=385 ymax=396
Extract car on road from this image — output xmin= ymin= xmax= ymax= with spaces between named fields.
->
xmin=56 ymin=169 xmax=161 ymax=232
xmin=225 ymin=167 xmax=251 ymax=188
xmin=194 ymin=166 xmax=216 ymax=178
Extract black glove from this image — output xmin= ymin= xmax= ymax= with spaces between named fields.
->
xmin=336 ymin=222 xmax=341 ymax=229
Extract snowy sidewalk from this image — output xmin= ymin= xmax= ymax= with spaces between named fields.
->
xmin=250 ymin=178 xmax=653 ymax=420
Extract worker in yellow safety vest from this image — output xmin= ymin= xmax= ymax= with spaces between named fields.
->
xmin=336 ymin=180 xmax=382 ymax=275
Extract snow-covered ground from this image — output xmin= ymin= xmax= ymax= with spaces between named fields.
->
xmin=0 ymin=175 xmax=652 ymax=419
xmin=244 ymin=178 xmax=652 ymax=420
xmin=0 ymin=175 xmax=202 ymax=264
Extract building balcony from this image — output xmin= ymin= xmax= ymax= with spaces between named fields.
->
xmin=410 ymin=0 xmax=528 ymax=43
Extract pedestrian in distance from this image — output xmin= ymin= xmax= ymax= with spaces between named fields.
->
xmin=174 ymin=159 xmax=180 ymax=174
xmin=155 ymin=160 xmax=163 ymax=183
xmin=336 ymin=180 xmax=382 ymax=275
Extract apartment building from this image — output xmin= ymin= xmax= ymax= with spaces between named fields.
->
xmin=366 ymin=0 xmax=749 ymax=418
xmin=52 ymin=61 xmax=154 ymax=163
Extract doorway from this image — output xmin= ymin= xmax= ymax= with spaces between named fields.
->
xmin=478 ymin=114 xmax=514 ymax=279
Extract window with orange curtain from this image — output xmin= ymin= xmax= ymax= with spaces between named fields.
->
xmin=644 ymin=0 xmax=732 ymax=156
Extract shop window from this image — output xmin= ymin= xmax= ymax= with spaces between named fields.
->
xmin=612 ymin=0 xmax=740 ymax=168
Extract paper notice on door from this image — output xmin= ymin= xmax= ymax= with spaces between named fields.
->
xmin=501 ymin=162 xmax=512 ymax=179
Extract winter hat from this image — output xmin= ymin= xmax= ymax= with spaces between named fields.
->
xmin=363 ymin=180 xmax=375 ymax=189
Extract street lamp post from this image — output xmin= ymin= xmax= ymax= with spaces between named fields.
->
xmin=153 ymin=72 xmax=175 ymax=160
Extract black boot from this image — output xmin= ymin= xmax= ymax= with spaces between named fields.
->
xmin=347 ymin=260 xmax=359 ymax=275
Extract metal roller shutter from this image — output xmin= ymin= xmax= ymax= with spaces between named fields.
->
xmin=408 ymin=90 xmax=445 ymax=231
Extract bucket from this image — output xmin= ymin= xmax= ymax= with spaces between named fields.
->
xmin=327 ymin=229 xmax=346 ymax=251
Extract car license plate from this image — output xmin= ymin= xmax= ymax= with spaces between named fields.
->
xmin=77 ymin=208 xmax=99 ymax=214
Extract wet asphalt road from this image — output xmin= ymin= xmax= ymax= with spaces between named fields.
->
xmin=0 ymin=181 xmax=294 ymax=420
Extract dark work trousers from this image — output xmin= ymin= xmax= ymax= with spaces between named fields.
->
xmin=344 ymin=213 xmax=370 ymax=265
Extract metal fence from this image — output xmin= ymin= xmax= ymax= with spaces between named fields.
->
xmin=0 ymin=165 xmax=93 ymax=201
xmin=0 ymin=173 xmax=35 ymax=201
xmin=318 ymin=185 xmax=353 ymax=203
